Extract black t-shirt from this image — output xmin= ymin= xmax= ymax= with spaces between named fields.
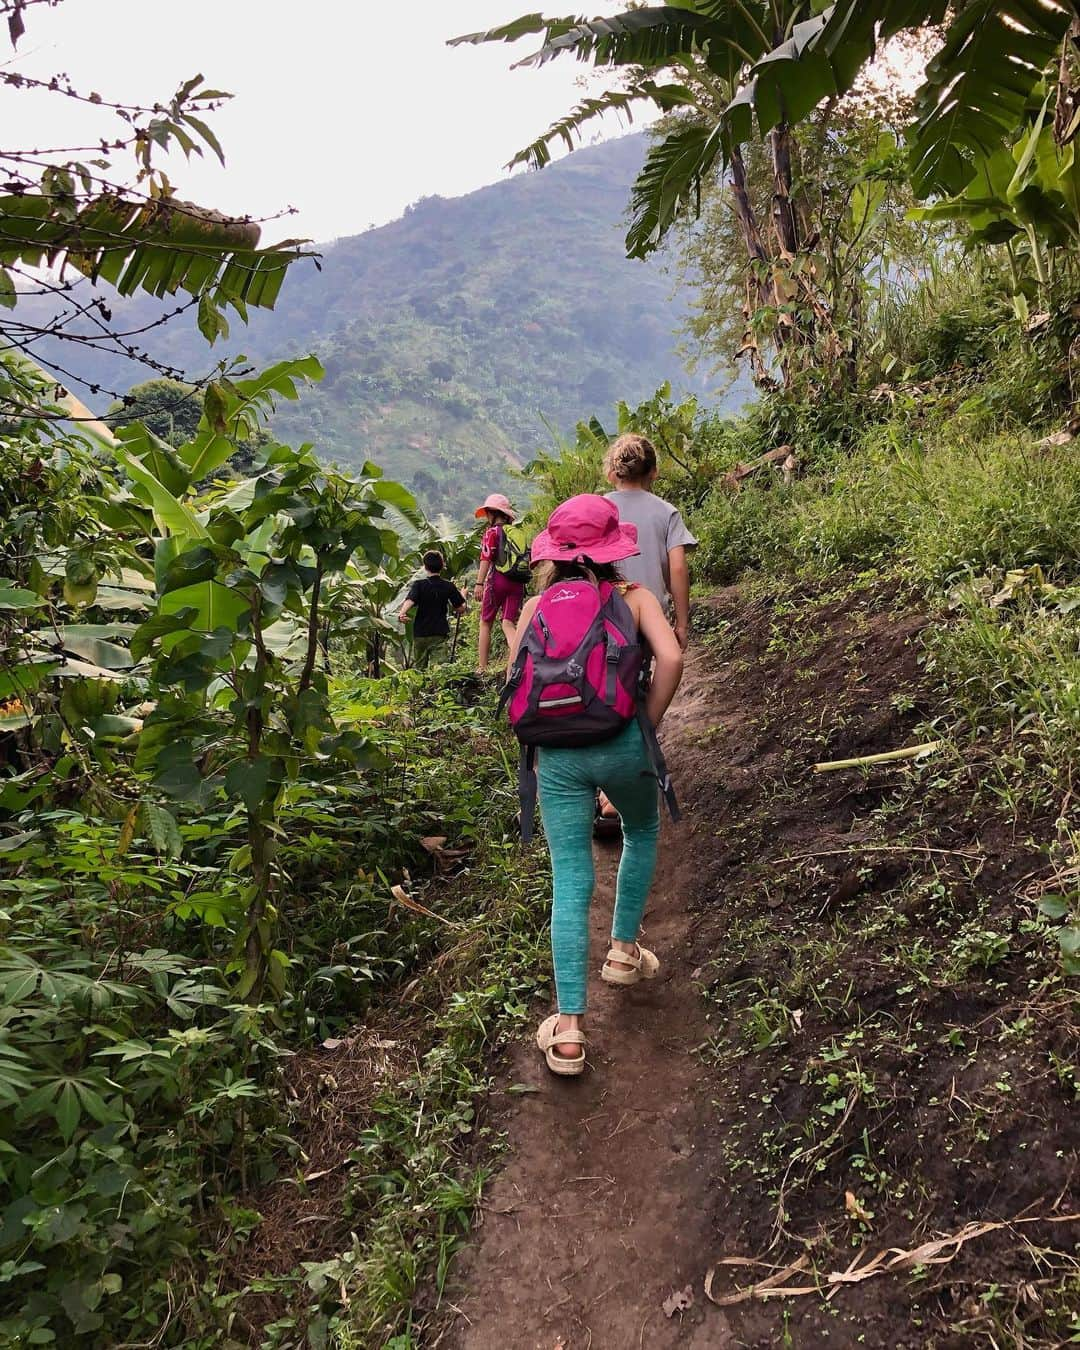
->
xmin=407 ymin=575 xmax=465 ymax=638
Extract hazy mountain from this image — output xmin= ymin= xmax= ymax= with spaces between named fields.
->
xmin=29 ymin=135 xmax=741 ymax=519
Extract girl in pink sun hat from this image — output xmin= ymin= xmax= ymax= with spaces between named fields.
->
xmin=504 ymin=494 xmax=684 ymax=1074
xmin=473 ymin=493 xmax=530 ymax=673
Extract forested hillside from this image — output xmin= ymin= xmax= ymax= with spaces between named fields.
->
xmin=27 ymin=135 xmax=726 ymax=520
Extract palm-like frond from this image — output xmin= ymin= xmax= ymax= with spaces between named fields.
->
xmin=463 ymin=0 xmax=1078 ymax=261
xmin=720 ymin=0 xmax=947 ymax=145
xmin=909 ymin=0 xmax=1075 ymax=196
xmin=513 ymin=7 xmax=726 ymax=72
xmin=509 ymin=79 xmax=695 ymax=170
xmin=717 ymin=0 xmax=1072 ymax=199
xmin=448 ymin=13 xmax=579 ymax=49
xmin=626 ymin=120 xmax=725 ymax=258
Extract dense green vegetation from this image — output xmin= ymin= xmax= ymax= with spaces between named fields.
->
xmin=0 ymin=20 xmax=542 ymax=1344
xmin=517 ymin=245 xmax=1080 ymax=1348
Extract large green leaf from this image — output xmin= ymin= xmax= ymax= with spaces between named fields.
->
xmin=224 ymin=756 xmax=273 ymax=812
xmin=92 ymin=586 xmax=153 ymax=613
xmin=909 ymin=0 xmax=1074 ymax=197
xmin=719 ymin=0 xmax=946 ymax=146
xmin=32 ymin=627 xmax=135 ymax=671
xmin=52 ymin=656 xmax=131 ymax=681
xmin=118 ymin=422 xmax=191 ymax=496
xmin=112 ymin=426 xmax=207 ymax=539
xmin=909 ymin=133 xmax=1080 ymax=248
xmin=0 ymin=586 xmax=44 ymax=610
xmin=130 ymin=607 xmax=198 ymax=662
xmin=153 ymin=741 xmax=204 ymax=800
xmin=177 ymin=357 xmax=324 ymax=478
xmin=0 ymin=191 xmax=308 ymax=315
xmin=159 ymin=580 xmax=250 ymax=634
xmin=261 ymin=618 xmax=308 ymax=660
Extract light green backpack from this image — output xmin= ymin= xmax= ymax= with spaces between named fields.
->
xmin=493 ymin=522 xmax=531 ymax=583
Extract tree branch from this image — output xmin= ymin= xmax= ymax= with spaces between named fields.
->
xmin=298 ymin=557 xmax=324 ymax=695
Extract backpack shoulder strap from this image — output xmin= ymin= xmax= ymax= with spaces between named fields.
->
xmin=636 ymin=707 xmax=681 ymax=824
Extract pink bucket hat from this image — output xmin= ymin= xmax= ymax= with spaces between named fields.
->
xmin=474 ymin=492 xmax=516 ymax=521
xmin=529 ymin=494 xmax=639 ymax=566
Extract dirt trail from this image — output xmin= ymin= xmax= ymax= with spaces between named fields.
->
xmin=443 ymin=651 xmax=734 ymax=1350
xmin=443 ymin=582 xmax=1080 ymax=1350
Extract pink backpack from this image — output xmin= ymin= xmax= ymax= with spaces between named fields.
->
xmin=499 ymin=579 xmax=679 ymax=841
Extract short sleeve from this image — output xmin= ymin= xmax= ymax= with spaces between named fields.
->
xmin=406 ymin=580 xmax=423 ymax=603
xmin=666 ymin=507 xmax=698 ymax=552
xmin=480 ymin=526 xmax=500 ymax=561
xmin=449 ymin=583 xmax=466 ymax=608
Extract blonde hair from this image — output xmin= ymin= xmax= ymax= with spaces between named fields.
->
xmin=533 ymin=558 xmax=622 ymax=592
xmin=604 ymin=433 xmax=657 ymax=484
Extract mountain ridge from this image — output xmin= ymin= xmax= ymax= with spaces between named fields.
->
xmin=30 ymin=135 xmax=741 ymax=518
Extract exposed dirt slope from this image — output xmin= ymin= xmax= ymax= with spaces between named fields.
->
xmin=442 ymin=582 xmax=1079 ymax=1350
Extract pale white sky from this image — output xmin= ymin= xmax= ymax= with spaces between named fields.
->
xmin=5 ymin=0 xmax=642 ymax=245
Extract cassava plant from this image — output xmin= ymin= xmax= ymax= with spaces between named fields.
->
xmin=130 ymin=428 xmax=416 ymax=1000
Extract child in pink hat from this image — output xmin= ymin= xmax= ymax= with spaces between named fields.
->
xmin=506 ymin=494 xmax=685 ymax=1075
xmin=473 ymin=493 xmax=527 ymax=673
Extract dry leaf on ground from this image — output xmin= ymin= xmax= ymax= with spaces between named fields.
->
xmin=662 ymin=1285 xmax=694 ymax=1317
xmin=390 ymin=883 xmax=461 ymax=927
xmin=844 ymin=1191 xmax=873 ymax=1223
xmin=705 ymin=1213 xmax=1080 ymax=1305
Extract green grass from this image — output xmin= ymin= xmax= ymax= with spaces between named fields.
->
xmin=693 ymin=417 xmax=1080 ymax=590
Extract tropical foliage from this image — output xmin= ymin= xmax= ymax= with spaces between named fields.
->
xmin=0 ymin=2 xmax=313 ymax=420
xmin=0 ymin=13 xmax=503 ymax=1341
xmin=0 ymin=345 xmax=498 ymax=1341
xmin=459 ymin=0 xmax=1080 ymax=385
xmin=18 ymin=135 xmax=719 ymax=520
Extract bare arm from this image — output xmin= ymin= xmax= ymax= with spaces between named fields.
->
xmin=667 ymin=545 xmax=690 ymax=651
xmin=397 ymin=597 xmax=415 ymax=624
xmin=630 ymin=587 xmax=684 ymax=726
xmin=507 ymin=596 xmax=539 ymax=668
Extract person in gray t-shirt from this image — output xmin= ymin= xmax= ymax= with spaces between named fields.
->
xmin=604 ymin=433 xmax=697 ymax=651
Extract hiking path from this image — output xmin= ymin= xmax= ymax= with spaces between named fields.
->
xmin=440 ymin=644 xmax=736 ymax=1350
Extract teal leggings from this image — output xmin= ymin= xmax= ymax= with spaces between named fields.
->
xmin=536 ymin=720 xmax=660 ymax=1014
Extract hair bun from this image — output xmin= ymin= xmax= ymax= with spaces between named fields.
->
xmin=604 ymin=433 xmax=657 ymax=483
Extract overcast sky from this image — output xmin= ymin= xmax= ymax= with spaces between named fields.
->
xmin=5 ymin=0 xmax=641 ymax=245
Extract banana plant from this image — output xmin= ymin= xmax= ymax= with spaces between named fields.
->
xmin=455 ymin=0 xmax=1078 ymax=279
xmin=910 ymin=102 xmax=1080 ymax=319
xmin=453 ymin=2 xmax=891 ymax=384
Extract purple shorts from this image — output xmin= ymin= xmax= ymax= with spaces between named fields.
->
xmin=481 ymin=569 xmax=525 ymax=623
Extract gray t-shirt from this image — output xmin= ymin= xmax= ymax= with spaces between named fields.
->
xmin=605 ymin=489 xmax=697 ymax=608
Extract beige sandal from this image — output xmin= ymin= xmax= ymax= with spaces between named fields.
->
xmin=601 ymin=944 xmax=660 ymax=986
xmin=536 ymin=1013 xmax=586 ymax=1076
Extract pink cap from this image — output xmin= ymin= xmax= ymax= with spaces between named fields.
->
xmin=529 ymin=494 xmax=639 ymax=566
xmin=475 ymin=492 xmax=516 ymax=521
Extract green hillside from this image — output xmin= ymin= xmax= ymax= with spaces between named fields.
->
xmin=32 ymin=136 xmax=731 ymax=520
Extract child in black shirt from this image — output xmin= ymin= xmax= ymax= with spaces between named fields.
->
xmin=398 ymin=551 xmax=467 ymax=668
